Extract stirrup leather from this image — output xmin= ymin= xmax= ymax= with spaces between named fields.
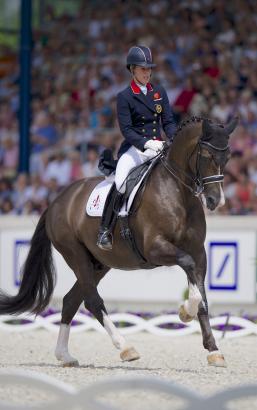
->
xmin=96 ymin=187 xmax=124 ymax=250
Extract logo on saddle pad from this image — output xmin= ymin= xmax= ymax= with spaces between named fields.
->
xmin=86 ymin=178 xmax=145 ymax=218
xmin=86 ymin=158 xmax=159 ymax=217
xmin=92 ymin=195 xmax=100 ymax=210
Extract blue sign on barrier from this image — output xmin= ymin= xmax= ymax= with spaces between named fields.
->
xmin=208 ymin=241 xmax=238 ymax=291
xmin=14 ymin=240 xmax=30 ymax=286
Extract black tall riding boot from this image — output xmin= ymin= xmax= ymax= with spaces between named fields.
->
xmin=97 ymin=187 xmax=124 ymax=251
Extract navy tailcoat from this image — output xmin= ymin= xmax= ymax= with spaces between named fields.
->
xmin=117 ymin=80 xmax=175 ymax=158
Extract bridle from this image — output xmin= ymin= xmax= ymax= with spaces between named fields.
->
xmin=160 ymin=138 xmax=229 ymax=197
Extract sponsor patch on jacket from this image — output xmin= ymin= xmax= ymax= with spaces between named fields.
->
xmin=153 ymin=92 xmax=162 ymax=102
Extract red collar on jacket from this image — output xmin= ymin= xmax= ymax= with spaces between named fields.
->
xmin=130 ymin=80 xmax=153 ymax=94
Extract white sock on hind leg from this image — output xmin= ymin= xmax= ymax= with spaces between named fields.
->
xmin=55 ymin=324 xmax=77 ymax=363
xmin=102 ymin=311 xmax=128 ymax=350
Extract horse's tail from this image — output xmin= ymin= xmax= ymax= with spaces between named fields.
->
xmin=0 ymin=210 xmax=56 ymax=315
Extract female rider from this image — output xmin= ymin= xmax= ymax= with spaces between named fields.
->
xmin=97 ymin=45 xmax=175 ymax=250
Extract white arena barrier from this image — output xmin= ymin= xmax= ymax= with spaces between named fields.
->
xmin=0 ymin=313 xmax=256 ymax=339
xmin=0 ymin=215 xmax=257 ymax=310
xmin=0 ymin=370 xmax=257 ymax=410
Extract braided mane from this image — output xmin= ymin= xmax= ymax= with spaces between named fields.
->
xmin=174 ymin=116 xmax=203 ymax=137
xmin=174 ymin=116 xmax=226 ymax=138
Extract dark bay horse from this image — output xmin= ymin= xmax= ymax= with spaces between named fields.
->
xmin=0 ymin=117 xmax=238 ymax=367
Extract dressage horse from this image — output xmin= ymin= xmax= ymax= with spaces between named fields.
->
xmin=0 ymin=117 xmax=238 ymax=367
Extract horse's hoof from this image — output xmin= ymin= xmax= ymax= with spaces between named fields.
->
xmin=56 ymin=351 xmax=79 ymax=367
xmin=207 ymin=352 xmax=227 ymax=368
xmin=178 ymin=304 xmax=195 ymax=323
xmin=62 ymin=359 xmax=79 ymax=368
xmin=120 ymin=347 xmax=140 ymax=362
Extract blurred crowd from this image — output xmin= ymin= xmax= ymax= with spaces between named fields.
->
xmin=0 ymin=0 xmax=257 ymax=215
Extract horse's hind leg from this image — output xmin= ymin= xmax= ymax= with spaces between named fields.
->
xmin=53 ymin=239 xmax=100 ymax=367
xmin=55 ymin=275 xmax=108 ymax=367
xmin=84 ymin=273 xmax=140 ymax=362
xmin=55 ymin=281 xmax=83 ymax=366
xmin=100 ymin=311 xmax=140 ymax=362
xmin=54 ymin=240 xmax=140 ymax=365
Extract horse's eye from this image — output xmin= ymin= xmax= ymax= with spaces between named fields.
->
xmin=201 ymin=149 xmax=212 ymax=158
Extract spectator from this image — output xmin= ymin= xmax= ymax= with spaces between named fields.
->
xmin=0 ymin=198 xmax=14 ymax=214
xmin=30 ymin=111 xmax=58 ymax=174
xmin=1 ymin=137 xmax=18 ymax=179
xmin=211 ymin=91 xmax=233 ymax=123
xmin=12 ymin=173 xmax=30 ymax=214
xmin=0 ymin=0 xmax=256 ymax=216
xmin=235 ymin=172 xmax=255 ymax=211
xmin=0 ymin=178 xmax=12 ymax=205
xmin=82 ymin=146 xmax=102 ymax=178
xmin=69 ymin=150 xmax=84 ymax=182
xmin=46 ymin=178 xmax=60 ymax=203
xmin=24 ymin=174 xmax=48 ymax=208
xmin=43 ymin=151 xmax=71 ymax=187
xmin=173 ymin=77 xmax=197 ymax=121
xmin=238 ymin=89 xmax=257 ymax=122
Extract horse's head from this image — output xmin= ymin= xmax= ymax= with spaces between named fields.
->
xmin=196 ymin=117 xmax=239 ymax=210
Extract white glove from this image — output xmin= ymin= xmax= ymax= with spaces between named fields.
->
xmin=144 ymin=140 xmax=164 ymax=152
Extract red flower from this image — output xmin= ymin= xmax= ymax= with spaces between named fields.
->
xmin=154 ymin=92 xmax=160 ymax=99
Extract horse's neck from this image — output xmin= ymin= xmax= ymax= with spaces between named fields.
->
xmin=168 ymin=122 xmax=202 ymax=174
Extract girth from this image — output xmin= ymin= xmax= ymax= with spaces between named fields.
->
xmin=118 ymin=154 xmax=161 ymax=265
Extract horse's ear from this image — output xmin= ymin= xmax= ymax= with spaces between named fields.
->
xmin=202 ymin=119 xmax=212 ymax=137
xmin=225 ymin=117 xmax=239 ymax=135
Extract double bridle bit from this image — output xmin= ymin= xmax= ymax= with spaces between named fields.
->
xmin=161 ymin=139 xmax=229 ymax=197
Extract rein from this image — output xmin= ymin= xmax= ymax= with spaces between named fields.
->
xmin=160 ymin=138 xmax=227 ymax=197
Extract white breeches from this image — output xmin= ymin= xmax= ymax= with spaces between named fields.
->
xmin=115 ymin=146 xmax=156 ymax=193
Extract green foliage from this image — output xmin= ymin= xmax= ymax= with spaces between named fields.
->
xmin=0 ymin=32 xmax=18 ymax=50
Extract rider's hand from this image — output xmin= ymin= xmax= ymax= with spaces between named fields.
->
xmin=144 ymin=140 xmax=164 ymax=153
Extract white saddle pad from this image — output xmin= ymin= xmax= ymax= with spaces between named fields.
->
xmin=86 ymin=168 xmax=150 ymax=217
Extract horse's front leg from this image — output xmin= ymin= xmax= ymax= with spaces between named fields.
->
xmin=194 ymin=249 xmax=226 ymax=367
xmin=146 ymin=236 xmax=203 ymax=322
xmin=146 ymin=237 xmax=226 ymax=367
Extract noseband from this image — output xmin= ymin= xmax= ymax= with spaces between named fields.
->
xmin=196 ymin=139 xmax=229 ymax=192
xmin=161 ymin=138 xmax=229 ymax=196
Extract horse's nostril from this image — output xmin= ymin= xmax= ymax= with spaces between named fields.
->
xmin=206 ymin=196 xmax=216 ymax=210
